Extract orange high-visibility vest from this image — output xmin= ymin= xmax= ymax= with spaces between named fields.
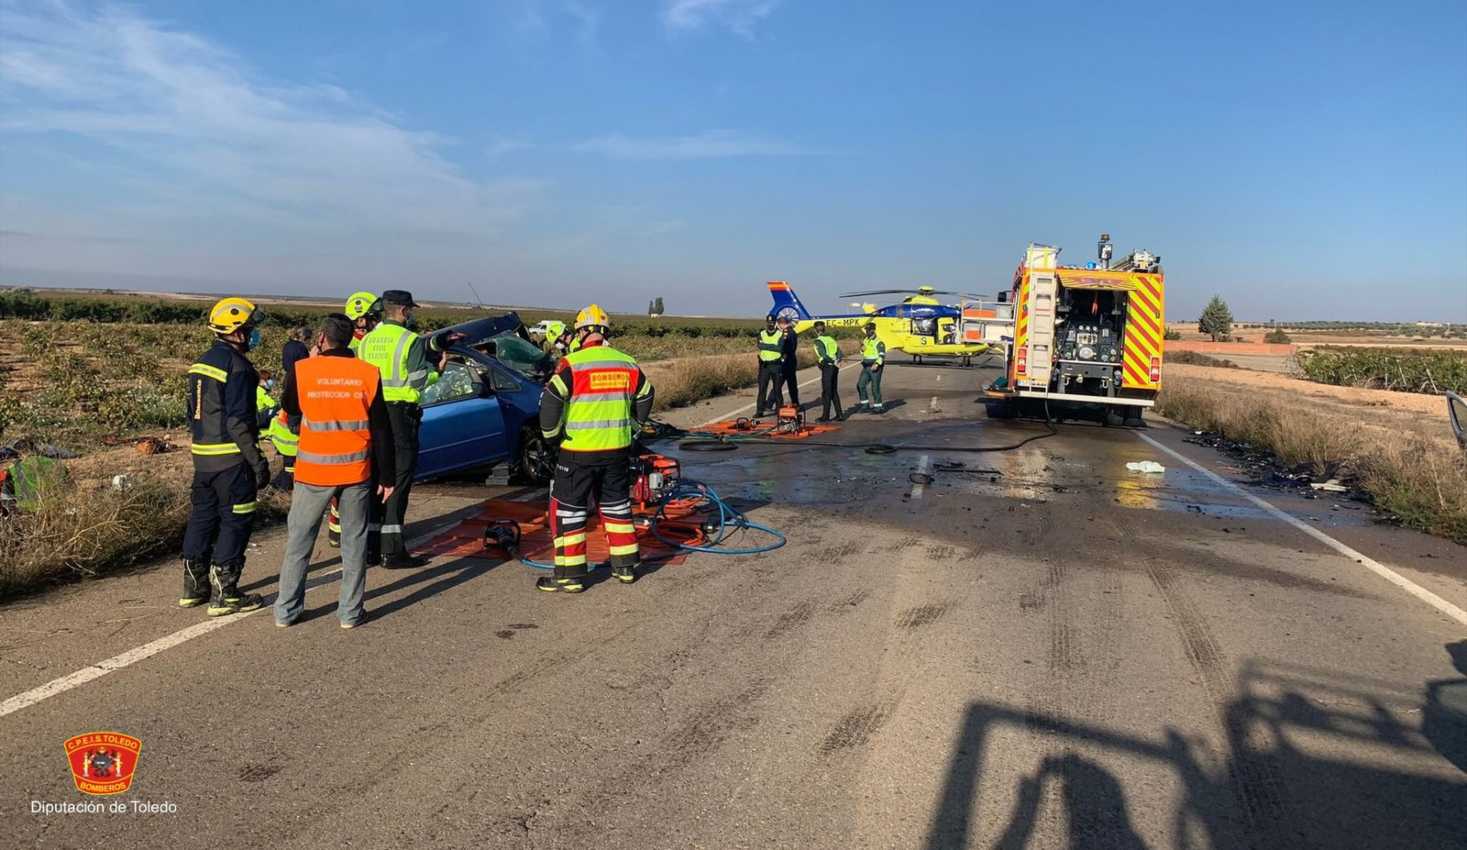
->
xmin=293 ymin=355 xmax=380 ymax=487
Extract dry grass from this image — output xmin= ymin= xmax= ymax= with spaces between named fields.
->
xmin=1157 ymin=381 xmax=1467 ymax=543
xmin=0 ymin=467 xmax=290 ymax=599
xmin=643 ymin=348 xmax=821 ymax=411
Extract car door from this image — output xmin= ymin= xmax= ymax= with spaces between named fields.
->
xmin=416 ymin=361 xmax=508 ymax=480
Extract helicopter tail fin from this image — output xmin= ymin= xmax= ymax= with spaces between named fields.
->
xmin=766 ymin=280 xmax=812 ymax=321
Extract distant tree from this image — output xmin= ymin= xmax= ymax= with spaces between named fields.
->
xmin=654 ymin=296 xmax=664 ymax=316
xmin=1198 ymin=295 xmax=1233 ymax=342
xmin=648 ymin=299 xmax=656 ymax=316
xmin=1264 ymin=328 xmax=1292 ymax=344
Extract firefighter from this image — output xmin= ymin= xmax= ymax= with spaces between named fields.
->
xmin=357 ymin=290 xmax=462 ymax=568
xmin=543 ymin=320 xmax=570 ymax=358
xmin=274 ymin=314 xmax=397 ymax=629
xmin=855 ymin=322 xmax=887 ymax=413
xmin=344 ymin=291 xmax=381 ymax=353
xmin=255 ymin=371 xmax=279 ymax=431
xmin=179 ymin=297 xmax=269 ymax=615
xmin=812 ymin=321 xmax=844 ymax=422
xmin=328 ymin=291 xmax=382 ymax=547
xmin=537 ymin=305 xmax=655 ymax=593
xmin=755 ymin=315 xmax=784 ymax=417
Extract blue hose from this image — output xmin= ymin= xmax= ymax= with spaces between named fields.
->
xmin=507 ymin=477 xmax=784 ymax=570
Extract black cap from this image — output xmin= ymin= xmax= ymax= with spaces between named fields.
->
xmin=381 ymin=289 xmax=418 ymax=308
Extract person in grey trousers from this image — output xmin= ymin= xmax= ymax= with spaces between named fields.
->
xmin=274 ymin=314 xmax=397 ymax=629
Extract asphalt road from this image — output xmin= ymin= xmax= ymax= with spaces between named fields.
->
xmin=3 ymin=358 xmax=1465 ymax=850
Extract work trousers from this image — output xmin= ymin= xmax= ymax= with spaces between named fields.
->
xmin=857 ymin=364 xmax=884 ymax=406
xmin=781 ymin=361 xmax=801 ymax=407
xmin=819 ymin=363 xmax=844 ymax=420
xmin=182 ymin=462 xmax=256 ymax=568
xmin=756 ymin=360 xmax=784 ymax=415
xmin=275 ymin=481 xmax=370 ymax=627
xmin=550 ymin=454 xmax=637 ymax=579
xmin=380 ymin=402 xmax=421 ymax=557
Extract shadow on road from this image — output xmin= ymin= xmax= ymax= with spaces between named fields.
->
xmin=926 ymin=658 xmax=1467 ymax=850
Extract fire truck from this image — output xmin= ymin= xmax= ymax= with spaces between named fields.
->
xmin=983 ymin=235 xmax=1165 ymax=425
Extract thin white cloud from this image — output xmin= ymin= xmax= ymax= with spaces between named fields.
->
xmin=0 ymin=2 xmax=543 ymax=237
xmin=662 ymin=0 xmax=781 ymax=37
xmin=573 ymin=129 xmax=814 ymax=160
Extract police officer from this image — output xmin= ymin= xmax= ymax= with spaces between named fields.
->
xmin=812 ymin=321 xmax=844 ymax=422
xmin=537 ymin=305 xmax=655 ymax=593
xmin=179 ymin=297 xmax=269 ymax=615
xmin=855 ymin=322 xmax=887 ymax=413
xmin=778 ymin=316 xmax=801 ymax=409
xmin=357 ymin=290 xmax=461 ymax=568
xmin=755 ymin=316 xmax=785 ymax=418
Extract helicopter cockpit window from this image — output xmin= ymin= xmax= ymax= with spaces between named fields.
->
xmin=912 ymin=317 xmax=936 ymax=336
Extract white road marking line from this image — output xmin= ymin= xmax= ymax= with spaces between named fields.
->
xmin=698 ymin=363 xmax=858 ymax=427
xmin=910 ymin=454 xmax=931 ymax=500
xmin=1136 ymin=431 xmax=1467 ymax=627
xmin=0 ymin=521 xmax=460 ymax=720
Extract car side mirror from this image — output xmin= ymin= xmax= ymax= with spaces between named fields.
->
xmin=1448 ymin=392 xmax=1466 ymax=453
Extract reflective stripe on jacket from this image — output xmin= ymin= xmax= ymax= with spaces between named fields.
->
xmin=359 ymin=322 xmax=423 ymax=404
xmin=550 ymin=345 xmax=650 ymax=453
xmin=268 ymin=410 xmax=299 ymax=458
xmin=758 ymin=330 xmax=783 ymax=362
xmin=293 ymin=355 xmax=381 ymax=486
xmin=186 ymin=340 xmax=260 ymax=467
xmin=814 ymin=335 xmax=840 ymax=365
xmin=862 ymin=337 xmax=886 ymax=366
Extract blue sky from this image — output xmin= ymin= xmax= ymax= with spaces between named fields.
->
xmin=2 ymin=0 xmax=1464 ymax=321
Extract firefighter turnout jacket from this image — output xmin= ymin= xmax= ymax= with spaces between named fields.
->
xmin=283 ymin=349 xmax=396 ymax=487
xmin=539 ymin=341 xmax=654 ymax=460
xmin=187 ymin=340 xmax=267 ymax=472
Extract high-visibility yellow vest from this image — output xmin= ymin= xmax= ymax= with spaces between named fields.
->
xmin=556 ymin=346 xmax=648 ymax=453
xmin=758 ymin=330 xmax=783 ymax=362
xmin=862 ymin=337 xmax=885 ymax=365
xmin=359 ymin=322 xmax=421 ymax=404
xmin=268 ymin=411 xmax=298 ymax=458
xmin=814 ymin=335 xmax=839 ymax=365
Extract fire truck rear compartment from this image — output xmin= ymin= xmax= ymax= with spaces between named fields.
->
xmin=1055 ymin=288 xmax=1129 ymax=398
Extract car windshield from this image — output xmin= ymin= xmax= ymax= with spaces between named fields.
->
xmin=486 ymin=334 xmax=553 ymax=377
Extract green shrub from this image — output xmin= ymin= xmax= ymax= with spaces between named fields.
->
xmin=1264 ymin=329 xmax=1292 ymax=344
xmin=1163 ymin=329 xmax=1182 ymax=341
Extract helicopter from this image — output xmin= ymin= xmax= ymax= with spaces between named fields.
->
xmin=765 ymin=281 xmax=998 ymax=365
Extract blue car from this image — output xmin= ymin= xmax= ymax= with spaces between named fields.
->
xmin=415 ymin=315 xmax=556 ymax=484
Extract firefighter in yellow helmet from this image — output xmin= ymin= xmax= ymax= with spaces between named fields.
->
xmin=536 ymin=304 xmax=655 ymax=592
xmin=326 ymin=291 xmax=383 ymax=550
xmin=344 ymin=291 xmax=381 ymax=352
xmin=179 ymin=298 xmax=269 ymax=615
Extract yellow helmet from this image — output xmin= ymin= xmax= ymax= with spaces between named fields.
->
xmin=207 ymin=297 xmax=260 ymax=335
xmin=575 ymin=303 xmax=610 ymax=331
xmin=344 ymin=290 xmax=379 ymax=320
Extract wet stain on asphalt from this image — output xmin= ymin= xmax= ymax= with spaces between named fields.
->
xmin=238 ymin=763 xmax=282 ymax=782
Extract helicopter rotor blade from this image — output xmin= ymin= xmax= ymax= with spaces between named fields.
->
xmin=839 ymin=289 xmax=920 ymax=298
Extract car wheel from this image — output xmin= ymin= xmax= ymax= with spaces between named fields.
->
xmin=514 ymin=426 xmax=554 ymax=484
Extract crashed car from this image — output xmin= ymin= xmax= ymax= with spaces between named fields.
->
xmin=413 ymin=313 xmax=557 ymax=484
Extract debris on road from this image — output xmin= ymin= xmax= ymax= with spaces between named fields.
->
xmin=1126 ymin=460 xmax=1166 ymax=473
xmin=1310 ymin=478 xmax=1348 ymax=492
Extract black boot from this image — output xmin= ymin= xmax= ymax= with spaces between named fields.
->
xmin=206 ymin=562 xmax=264 ymax=617
xmin=178 ymin=558 xmax=209 ymax=608
xmin=536 ymin=576 xmax=585 ymax=593
xmin=611 ymin=559 xmax=638 ymax=584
